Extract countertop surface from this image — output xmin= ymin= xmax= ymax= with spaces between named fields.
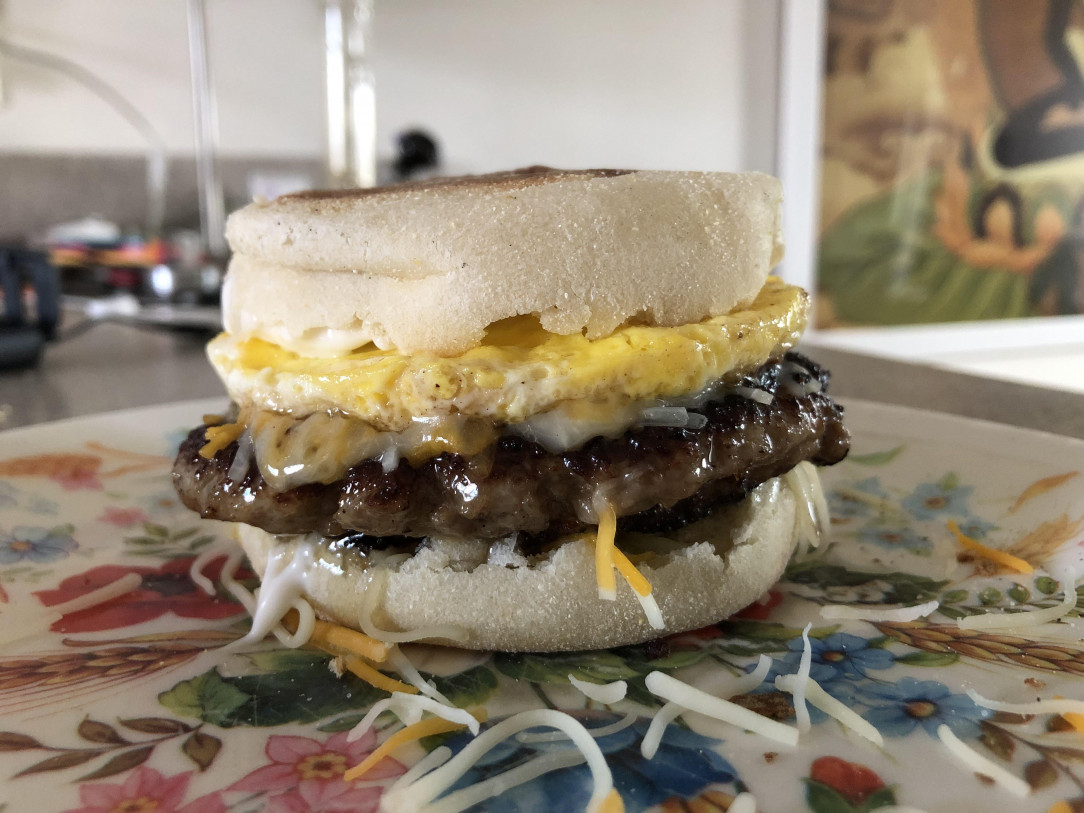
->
xmin=1 ymin=320 xmax=1083 ymax=440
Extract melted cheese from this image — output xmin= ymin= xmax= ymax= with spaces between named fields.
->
xmin=210 ymin=277 xmax=807 ymax=431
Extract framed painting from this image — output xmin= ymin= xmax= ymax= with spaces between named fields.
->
xmin=779 ymin=0 xmax=1084 ymax=359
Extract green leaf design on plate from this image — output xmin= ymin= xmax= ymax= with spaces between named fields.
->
xmin=805 ymin=779 xmax=860 ymax=813
xmin=860 ymin=787 xmax=898 ymax=811
xmin=494 ymin=651 xmax=639 ymax=686
xmin=895 ymin=651 xmax=959 ymax=667
xmin=158 ymin=670 xmax=249 ymax=727
xmin=786 ymin=562 xmax=948 ymax=604
xmin=160 ymin=653 xmax=389 ymax=728
xmin=848 ymin=446 xmax=905 ymax=466
xmin=430 ymin=666 xmax=499 ymax=709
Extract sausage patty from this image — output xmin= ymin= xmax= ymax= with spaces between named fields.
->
xmin=172 ymin=352 xmax=849 ymax=544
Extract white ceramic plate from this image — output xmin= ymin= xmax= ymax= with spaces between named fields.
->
xmin=0 ymin=399 xmax=1082 ymax=812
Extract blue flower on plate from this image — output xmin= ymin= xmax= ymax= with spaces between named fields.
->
xmin=0 ymin=525 xmax=77 ymax=564
xmin=954 ymin=516 xmax=997 ymax=540
xmin=856 ymin=523 xmax=931 ymax=553
xmin=829 ymin=478 xmax=889 ymax=520
xmin=437 ymin=711 xmax=738 ymax=812
xmin=901 ymin=481 xmax=973 ymax=520
xmin=858 ymin=677 xmax=991 ymax=739
xmin=773 ymin=632 xmax=896 ymax=682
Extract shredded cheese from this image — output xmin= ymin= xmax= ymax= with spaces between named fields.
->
xmin=386 ymin=646 xmax=454 ymax=706
xmin=286 ymin=612 xmax=388 ymax=663
xmin=348 ymin=693 xmax=483 ymax=744
xmin=358 ymin=570 xmax=469 ymax=644
xmin=791 ymin=624 xmax=813 ymax=733
xmin=389 ymin=745 xmax=452 ymax=793
xmin=644 ymin=671 xmax=799 ymax=747
xmin=568 ymin=674 xmax=628 ymax=705
xmin=820 ymin=601 xmax=939 ymax=623
xmin=642 ymin=656 xmax=774 ymax=760
xmin=429 ymin=750 xmax=588 ymax=813
xmin=47 ymin=572 xmax=143 ymax=616
xmin=188 ymin=546 xmax=227 ymax=596
xmin=343 ymin=655 xmax=418 ymax=696
xmin=199 ymin=422 xmax=245 ymax=458
xmin=611 ymin=547 xmax=651 ymax=596
xmin=380 ymin=709 xmax=618 ymax=813
xmin=516 ymin=713 xmax=637 ymax=744
xmin=958 ymin=569 xmax=1078 ymax=630
xmin=641 ymin=702 xmax=684 ymax=760
xmin=775 ymin=674 xmax=883 ymax=746
xmin=0 ymin=572 xmax=144 ymax=649
xmin=594 ymin=502 xmax=618 ymax=600
xmin=966 ymin=689 xmax=1084 ymax=718
xmin=936 ymin=724 xmax=1030 ymax=797
xmin=344 ymin=716 xmax=470 ymax=782
xmin=947 ymin=521 xmax=1034 ymax=573
xmin=1065 ymin=712 xmax=1084 ymax=734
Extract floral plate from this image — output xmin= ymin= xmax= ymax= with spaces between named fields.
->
xmin=0 ymin=398 xmax=1082 ymax=813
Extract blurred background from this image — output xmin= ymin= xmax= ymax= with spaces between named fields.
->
xmin=0 ymin=0 xmax=1081 ymax=400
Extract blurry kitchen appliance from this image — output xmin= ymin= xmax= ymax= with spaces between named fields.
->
xmin=325 ymin=0 xmax=376 ymax=188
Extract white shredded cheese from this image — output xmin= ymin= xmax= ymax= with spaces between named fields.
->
xmin=389 ymin=745 xmax=452 ymax=793
xmin=568 ymin=674 xmax=628 ymax=705
xmin=385 ymin=646 xmax=454 ymax=707
xmin=966 ymin=689 xmax=1084 ymax=717
xmin=359 ymin=570 xmax=469 ymax=644
xmin=644 ymin=671 xmax=799 ymax=747
xmin=958 ymin=570 xmax=1078 ymax=631
xmin=380 ymin=709 xmax=615 ymax=813
xmin=0 ymin=572 xmax=144 ymax=649
xmin=731 ymin=654 xmax=773 ymax=694
xmin=49 ymin=572 xmax=143 ymax=616
xmin=347 ymin=692 xmax=481 ymax=742
xmin=936 ymin=724 xmax=1030 ymax=798
xmin=188 ymin=546 xmax=226 ymax=596
xmin=428 ymin=750 xmax=586 ymax=813
xmin=791 ymin=624 xmax=813 ymax=733
xmin=641 ymin=702 xmax=684 ymax=760
xmin=775 ymin=674 xmax=883 ymax=746
xmin=636 ymin=590 xmax=666 ymax=630
xmin=516 ymin=712 xmax=637 ymax=744
xmin=820 ymin=601 xmax=939 ymax=623
xmin=642 ymin=656 xmax=774 ymax=760
xmin=729 ymin=792 xmax=757 ymax=813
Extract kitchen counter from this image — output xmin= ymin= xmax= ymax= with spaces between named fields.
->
xmin=1 ymin=320 xmax=1083 ymax=439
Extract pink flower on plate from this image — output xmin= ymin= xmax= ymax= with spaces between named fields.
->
xmin=98 ymin=506 xmax=150 ymax=527
xmin=65 ymin=766 xmax=225 ymax=813
xmin=229 ymin=729 xmax=403 ymax=796
xmin=266 ymin=779 xmax=385 ymax=813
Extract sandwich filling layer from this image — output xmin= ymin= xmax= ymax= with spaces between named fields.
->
xmin=173 ymin=352 xmax=848 ymax=549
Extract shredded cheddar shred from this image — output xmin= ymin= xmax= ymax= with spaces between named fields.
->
xmin=595 ymin=504 xmax=618 ymax=600
xmin=342 ymin=655 xmax=418 ymax=696
xmin=344 ymin=709 xmax=487 ymax=782
xmin=947 ymin=521 xmax=1034 ymax=573
xmin=199 ymin=423 xmax=244 ymax=458
xmin=612 ymin=547 xmax=652 ymax=597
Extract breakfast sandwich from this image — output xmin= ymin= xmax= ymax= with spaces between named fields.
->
xmin=172 ymin=167 xmax=850 ymax=652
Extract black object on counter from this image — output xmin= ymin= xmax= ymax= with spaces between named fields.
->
xmin=0 ymin=247 xmax=60 ymax=369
